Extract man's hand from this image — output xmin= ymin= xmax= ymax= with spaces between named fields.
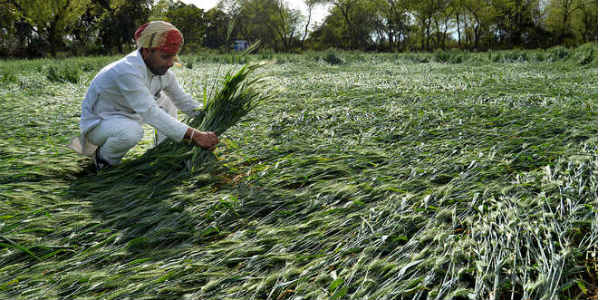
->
xmin=185 ymin=127 xmax=218 ymax=150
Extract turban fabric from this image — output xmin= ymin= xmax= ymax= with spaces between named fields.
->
xmin=134 ymin=21 xmax=184 ymax=54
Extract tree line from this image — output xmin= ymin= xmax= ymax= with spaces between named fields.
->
xmin=0 ymin=0 xmax=596 ymax=58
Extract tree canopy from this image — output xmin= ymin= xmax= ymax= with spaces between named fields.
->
xmin=0 ymin=0 xmax=596 ymax=57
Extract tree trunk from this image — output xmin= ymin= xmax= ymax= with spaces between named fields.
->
xmin=336 ymin=2 xmax=356 ymax=49
xmin=455 ymin=13 xmax=461 ymax=49
xmin=433 ymin=18 xmax=440 ymax=49
xmin=420 ymin=20 xmax=426 ymax=51
xmin=426 ymin=20 xmax=431 ymax=51
xmin=301 ymin=4 xmax=313 ymax=50
xmin=474 ymin=25 xmax=480 ymax=50
xmin=48 ymin=20 xmax=60 ymax=57
xmin=439 ymin=17 xmax=448 ymax=50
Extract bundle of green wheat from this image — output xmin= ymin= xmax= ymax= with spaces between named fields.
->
xmin=184 ymin=63 xmax=270 ymax=172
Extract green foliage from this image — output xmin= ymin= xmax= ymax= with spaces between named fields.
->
xmin=571 ymin=42 xmax=597 ymax=65
xmin=166 ymin=2 xmax=208 ymax=53
xmin=233 ymin=0 xmax=302 ymax=52
xmin=0 ymin=0 xmax=596 ymax=57
xmin=46 ymin=64 xmax=82 ymax=83
xmin=185 ymin=60 xmax=194 ymax=69
xmin=323 ymin=49 xmax=344 ymax=65
xmin=482 ymin=45 xmax=598 ymax=65
xmin=259 ymin=49 xmax=274 ymax=60
xmin=12 ymin=0 xmax=92 ymax=56
xmin=548 ymin=46 xmax=570 ymax=61
xmin=402 ymin=53 xmax=431 ymax=63
xmin=0 ymin=71 xmax=18 ymax=84
xmin=434 ymin=49 xmax=451 ymax=62
xmin=533 ymin=51 xmax=547 ymax=62
xmin=433 ymin=49 xmax=466 ymax=64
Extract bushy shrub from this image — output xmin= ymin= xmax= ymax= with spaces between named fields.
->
xmin=571 ymin=43 xmax=596 ymax=66
xmin=46 ymin=64 xmax=82 ymax=83
xmin=450 ymin=54 xmax=464 ymax=64
xmin=403 ymin=53 xmax=430 ymax=63
xmin=349 ymin=52 xmax=367 ymax=63
xmin=468 ymin=53 xmax=487 ymax=64
xmin=491 ymin=53 xmax=503 ymax=62
xmin=433 ymin=49 xmax=451 ymax=63
xmin=222 ymin=54 xmax=248 ymax=65
xmin=500 ymin=50 xmax=528 ymax=62
xmin=324 ymin=50 xmax=344 ymax=65
xmin=259 ymin=49 xmax=274 ymax=60
xmin=434 ymin=49 xmax=465 ymax=64
xmin=81 ymin=63 xmax=96 ymax=72
xmin=516 ymin=51 xmax=529 ymax=61
xmin=548 ymin=46 xmax=570 ymax=61
xmin=533 ymin=51 xmax=547 ymax=62
xmin=46 ymin=66 xmax=61 ymax=82
xmin=0 ymin=71 xmax=18 ymax=84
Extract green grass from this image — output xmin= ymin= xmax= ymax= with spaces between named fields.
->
xmin=0 ymin=46 xmax=597 ymax=300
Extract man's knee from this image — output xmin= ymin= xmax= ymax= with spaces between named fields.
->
xmin=116 ymin=123 xmax=144 ymax=148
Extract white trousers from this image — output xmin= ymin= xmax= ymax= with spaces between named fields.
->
xmin=87 ymin=117 xmax=144 ymax=165
xmin=87 ymin=94 xmax=177 ymax=165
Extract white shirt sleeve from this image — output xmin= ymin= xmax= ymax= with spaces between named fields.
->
xmin=164 ymin=72 xmax=202 ymax=117
xmin=116 ymin=72 xmax=188 ymax=141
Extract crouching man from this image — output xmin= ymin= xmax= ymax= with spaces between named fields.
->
xmin=69 ymin=21 xmax=218 ymax=170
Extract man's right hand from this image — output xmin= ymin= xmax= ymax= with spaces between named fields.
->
xmin=185 ymin=128 xmax=218 ymax=150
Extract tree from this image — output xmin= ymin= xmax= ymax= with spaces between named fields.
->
xmin=574 ymin=0 xmax=597 ymax=43
xmin=545 ymin=0 xmax=583 ymax=44
xmin=271 ymin=0 xmax=302 ymax=51
xmin=381 ymin=0 xmax=412 ymax=51
xmin=166 ymin=2 xmax=207 ymax=52
xmin=98 ymin=0 xmax=152 ymax=53
xmin=325 ymin=0 xmax=379 ymax=50
xmin=300 ymin=0 xmax=327 ymax=50
xmin=431 ymin=0 xmax=453 ymax=49
xmin=232 ymin=0 xmax=302 ymax=51
xmin=411 ymin=0 xmax=438 ymax=50
xmin=204 ymin=7 xmax=232 ymax=49
xmin=69 ymin=0 xmax=114 ymax=55
xmin=309 ymin=7 xmax=348 ymax=49
xmin=3 ymin=0 xmax=91 ymax=56
xmin=329 ymin=0 xmax=360 ymax=49
xmin=491 ymin=0 xmax=541 ymax=48
xmin=0 ymin=1 xmax=23 ymax=56
xmin=149 ymin=0 xmax=171 ymax=19
xmin=463 ymin=0 xmax=496 ymax=50
xmin=451 ymin=0 xmax=466 ymax=48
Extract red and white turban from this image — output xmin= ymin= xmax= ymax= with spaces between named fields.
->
xmin=134 ymin=21 xmax=184 ymax=54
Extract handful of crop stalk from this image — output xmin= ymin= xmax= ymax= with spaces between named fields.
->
xmin=100 ymin=62 xmax=272 ymax=185
xmin=185 ymin=62 xmax=271 ymax=172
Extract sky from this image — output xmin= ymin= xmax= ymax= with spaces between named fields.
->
xmin=180 ymin=0 xmax=332 ymax=28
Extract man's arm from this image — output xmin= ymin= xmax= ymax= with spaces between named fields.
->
xmin=163 ymin=72 xmax=202 ymax=117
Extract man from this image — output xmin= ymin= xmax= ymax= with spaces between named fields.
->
xmin=69 ymin=21 xmax=218 ymax=170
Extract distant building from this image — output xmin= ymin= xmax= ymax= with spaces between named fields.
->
xmin=233 ymin=40 xmax=249 ymax=51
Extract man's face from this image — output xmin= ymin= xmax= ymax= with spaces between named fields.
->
xmin=142 ymin=48 xmax=176 ymax=75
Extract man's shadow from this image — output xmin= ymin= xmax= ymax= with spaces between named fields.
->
xmin=67 ymin=145 xmax=222 ymax=255
xmin=65 ymin=140 xmax=293 ymax=265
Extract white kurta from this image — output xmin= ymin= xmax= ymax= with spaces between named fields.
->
xmin=69 ymin=49 xmax=200 ymax=156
